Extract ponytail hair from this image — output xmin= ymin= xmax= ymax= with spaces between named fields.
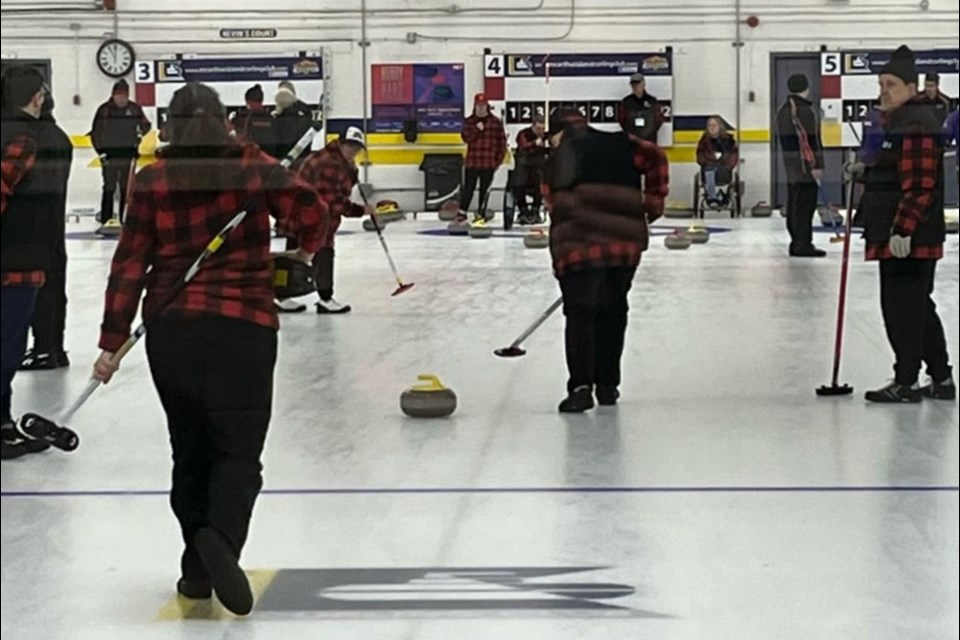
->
xmin=164 ymin=83 xmax=244 ymax=192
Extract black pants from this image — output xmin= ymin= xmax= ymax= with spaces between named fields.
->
xmin=786 ymin=181 xmax=818 ymax=251
xmin=879 ymin=259 xmax=952 ymax=386
xmin=461 ymin=168 xmax=496 ymax=215
xmin=146 ymin=316 xmax=278 ymax=560
xmin=313 ymin=247 xmax=335 ymax=301
xmin=30 ymin=249 xmax=67 ymax=354
xmin=514 ymin=186 xmax=543 ymax=218
xmin=558 ymin=266 xmax=638 ymax=393
xmin=100 ymin=155 xmax=135 ymax=224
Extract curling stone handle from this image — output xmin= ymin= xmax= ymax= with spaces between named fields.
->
xmin=413 ymin=374 xmax=445 ymax=391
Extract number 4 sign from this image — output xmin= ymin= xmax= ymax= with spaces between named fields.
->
xmin=484 ymin=54 xmax=504 ymax=78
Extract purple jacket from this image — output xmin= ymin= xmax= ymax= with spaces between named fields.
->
xmin=945 ymin=109 xmax=959 ymax=148
xmin=858 ymin=108 xmax=885 ymax=166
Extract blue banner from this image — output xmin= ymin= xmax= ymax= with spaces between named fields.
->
xmin=157 ymin=56 xmax=323 ymax=83
xmin=841 ymin=49 xmax=959 ymax=75
xmin=505 ymin=52 xmax=672 ymax=78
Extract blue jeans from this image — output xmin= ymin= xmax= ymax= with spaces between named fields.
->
xmin=704 ymin=168 xmax=719 ymax=202
xmin=1 ymin=286 xmax=39 ymax=425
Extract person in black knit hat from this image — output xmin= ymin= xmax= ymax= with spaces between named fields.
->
xmin=859 ymin=45 xmax=953 ymax=403
xmin=775 ymin=73 xmax=826 ymax=257
xmin=230 ymin=84 xmax=278 ymax=157
xmin=920 ymin=72 xmax=953 ymax=126
xmin=90 ymin=79 xmax=151 ymax=224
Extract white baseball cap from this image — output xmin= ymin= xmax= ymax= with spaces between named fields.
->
xmin=342 ymin=126 xmax=367 ymax=149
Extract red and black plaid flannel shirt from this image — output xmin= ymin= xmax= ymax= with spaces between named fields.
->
xmin=462 ymin=114 xmax=507 ymax=170
xmin=99 ymin=144 xmax=328 ymax=352
xmin=547 ymin=134 xmax=669 ymax=277
xmin=1 ymin=133 xmax=45 ymax=288
xmin=866 ymin=124 xmax=943 ymax=261
xmin=298 ymin=141 xmax=364 ymax=246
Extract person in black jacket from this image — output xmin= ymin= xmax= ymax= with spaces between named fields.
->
xmin=618 ymin=73 xmax=665 ymax=144
xmin=231 ymin=84 xmax=278 ymax=157
xmin=1 ymin=66 xmax=60 ymax=460
xmin=859 ymin=46 xmax=953 ymax=403
xmin=90 ymin=80 xmax=151 ymax=224
xmin=919 ymin=72 xmax=953 ymax=126
xmin=776 ymin=74 xmax=826 ymax=258
xmin=20 ymin=89 xmax=73 ymax=372
xmin=272 ymin=81 xmax=314 ymax=165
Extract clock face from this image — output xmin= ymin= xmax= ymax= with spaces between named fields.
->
xmin=97 ymin=40 xmax=135 ymax=79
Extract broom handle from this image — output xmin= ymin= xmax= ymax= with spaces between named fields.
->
xmin=511 ymin=297 xmax=563 ymax=348
xmin=830 ymin=173 xmax=857 ymax=386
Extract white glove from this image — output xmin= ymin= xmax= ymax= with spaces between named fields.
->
xmin=843 ymin=161 xmax=866 ymax=178
xmin=889 ymin=234 xmax=912 ymax=259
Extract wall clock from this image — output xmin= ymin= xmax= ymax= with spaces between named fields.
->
xmin=96 ymin=39 xmax=135 ymax=79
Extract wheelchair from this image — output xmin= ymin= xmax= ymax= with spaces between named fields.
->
xmin=693 ymin=164 xmax=742 ymax=218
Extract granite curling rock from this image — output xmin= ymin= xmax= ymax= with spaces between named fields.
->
xmin=664 ymin=230 xmax=693 ymax=250
xmin=400 ymin=375 xmax=458 ymax=418
xmin=687 ymin=225 xmax=710 ymax=244
xmin=524 ymin=229 xmax=550 ymax=249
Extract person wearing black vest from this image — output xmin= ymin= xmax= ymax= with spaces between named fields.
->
xmin=859 ymin=46 xmax=953 ymax=403
xmin=617 ymin=73 xmax=665 ymax=144
xmin=230 ymin=84 xmax=278 ymax=158
xmin=920 ymin=72 xmax=953 ymax=127
xmin=544 ymin=110 xmax=669 ymax=413
xmin=20 ymin=88 xmax=74 ymax=372
xmin=775 ymin=74 xmax=826 ymax=257
xmin=90 ymin=80 xmax=151 ymax=224
xmin=1 ymin=66 xmax=60 ymax=460
xmin=272 ymin=81 xmax=314 ymax=165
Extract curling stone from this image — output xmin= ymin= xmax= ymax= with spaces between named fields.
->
xmin=818 ymin=207 xmax=844 ymax=226
xmin=375 ymin=201 xmax=405 ymax=223
xmin=664 ymin=200 xmax=694 ymax=219
xmin=687 ymin=225 xmax=710 ymax=244
xmin=751 ymin=201 xmax=774 ymax=218
xmin=946 ymin=217 xmax=958 ymax=234
xmin=469 ymin=221 xmax=493 ymax=239
xmin=439 ymin=201 xmax=461 ymax=222
xmin=664 ymin=230 xmax=692 ymax=250
xmin=447 ymin=220 xmax=470 ymax=236
xmin=95 ymin=218 xmax=123 ymax=238
xmin=400 ymin=375 xmax=458 ymax=418
xmin=524 ymin=229 xmax=550 ymax=249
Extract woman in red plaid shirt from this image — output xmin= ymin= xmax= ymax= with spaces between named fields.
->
xmin=859 ymin=46 xmax=953 ymax=403
xmin=544 ymin=110 xmax=669 ymax=413
xmin=92 ymin=83 xmax=329 ymax=615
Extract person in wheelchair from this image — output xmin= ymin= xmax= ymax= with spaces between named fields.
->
xmin=513 ymin=116 xmax=549 ymax=225
xmin=696 ymin=116 xmax=739 ymax=207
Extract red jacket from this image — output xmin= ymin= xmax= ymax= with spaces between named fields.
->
xmin=298 ymin=140 xmax=365 ymax=246
xmin=462 ymin=111 xmax=507 ymax=170
xmin=696 ymin=133 xmax=739 ymax=169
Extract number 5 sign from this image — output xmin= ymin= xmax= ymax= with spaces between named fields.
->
xmin=821 ymin=52 xmax=841 ymax=76
xmin=484 ymin=54 xmax=504 ymax=78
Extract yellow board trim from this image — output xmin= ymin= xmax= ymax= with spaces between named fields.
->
xmin=155 ymin=569 xmax=278 ymax=621
xmin=76 ymin=128 xmax=773 ymax=167
xmin=821 ymin=122 xmax=843 ymax=148
xmin=673 ymin=129 xmax=770 ymax=144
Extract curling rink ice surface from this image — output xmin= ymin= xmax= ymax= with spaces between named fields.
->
xmin=2 ymin=213 xmax=958 ymax=640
